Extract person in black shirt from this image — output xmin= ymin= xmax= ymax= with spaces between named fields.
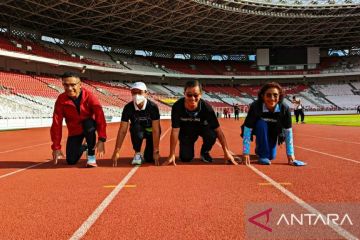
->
xmin=164 ymin=80 xmax=237 ymax=165
xmin=292 ymin=96 xmax=305 ymax=124
xmin=111 ymin=82 xmax=161 ymax=166
xmin=242 ymin=82 xmax=296 ymax=165
xmin=233 ymin=103 xmax=240 ymax=120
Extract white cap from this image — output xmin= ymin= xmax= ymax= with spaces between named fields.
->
xmin=131 ymin=82 xmax=147 ymax=91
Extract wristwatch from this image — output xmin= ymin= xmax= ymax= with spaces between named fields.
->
xmin=98 ymin=137 xmax=106 ymax=142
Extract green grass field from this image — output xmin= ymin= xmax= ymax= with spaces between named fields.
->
xmin=293 ymin=114 xmax=360 ymax=127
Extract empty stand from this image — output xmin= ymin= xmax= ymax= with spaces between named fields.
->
xmin=1 ymin=70 xmax=359 ymax=120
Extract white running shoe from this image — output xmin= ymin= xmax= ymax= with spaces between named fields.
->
xmin=132 ymin=152 xmax=144 ymax=165
xmin=86 ymin=155 xmax=97 ymax=168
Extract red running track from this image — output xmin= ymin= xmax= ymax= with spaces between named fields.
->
xmin=0 ymin=120 xmax=359 ymax=239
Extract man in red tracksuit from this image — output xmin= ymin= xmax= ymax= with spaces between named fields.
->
xmin=50 ymin=72 xmax=107 ymax=167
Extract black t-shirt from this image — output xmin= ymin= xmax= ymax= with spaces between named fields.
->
xmin=121 ymin=100 xmax=160 ymax=129
xmin=171 ymin=98 xmax=220 ymax=136
xmin=234 ymin=105 xmax=240 ymax=113
xmin=244 ymin=100 xmax=291 ymax=139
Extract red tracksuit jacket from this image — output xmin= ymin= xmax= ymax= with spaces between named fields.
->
xmin=50 ymin=88 xmax=107 ymax=150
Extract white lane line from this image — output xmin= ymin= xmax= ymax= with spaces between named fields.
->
xmin=0 ymin=160 xmax=51 ymax=179
xmin=0 ymin=137 xmax=117 ymax=154
xmin=69 ymin=127 xmax=171 ymax=240
xmin=247 ymin=164 xmax=358 ymax=240
xmin=295 ymin=133 xmax=360 ymax=145
xmin=295 ymin=145 xmax=360 ymax=164
xmin=0 ymin=142 xmax=51 ymax=154
xmin=0 ymin=137 xmax=118 ymax=180
xmin=69 ymin=165 xmax=140 ymax=240
xmin=230 ymin=155 xmax=357 ymax=239
xmin=218 ymin=136 xmax=358 ymax=240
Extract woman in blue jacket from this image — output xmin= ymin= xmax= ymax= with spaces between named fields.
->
xmin=242 ymin=82 xmax=296 ymax=165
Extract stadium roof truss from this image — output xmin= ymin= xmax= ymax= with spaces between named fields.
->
xmin=0 ymin=0 xmax=359 ymax=54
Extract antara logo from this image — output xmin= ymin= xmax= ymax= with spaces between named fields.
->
xmin=248 ymin=208 xmax=272 ymax=232
xmin=276 ymin=213 xmax=353 ymax=226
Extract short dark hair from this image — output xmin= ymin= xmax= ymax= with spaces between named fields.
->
xmin=184 ymin=80 xmax=202 ymax=93
xmin=61 ymin=71 xmax=80 ymax=80
xmin=258 ymin=82 xmax=284 ymax=102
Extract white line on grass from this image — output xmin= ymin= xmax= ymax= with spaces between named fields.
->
xmin=69 ymin=127 xmax=171 ymax=240
xmin=295 ymin=145 xmax=360 ymax=164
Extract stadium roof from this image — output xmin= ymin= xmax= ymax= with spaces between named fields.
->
xmin=0 ymin=0 xmax=359 ymax=54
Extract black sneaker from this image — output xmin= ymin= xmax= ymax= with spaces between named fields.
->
xmin=201 ymin=152 xmax=213 ymax=163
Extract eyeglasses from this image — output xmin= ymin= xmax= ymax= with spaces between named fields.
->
xmin=265 ymin=93 xmax=279 ymax=98
xmin=62 ymin=81 xmax=80 ymax=88
xmin=185 ymin=93 xmax=200 ymax=98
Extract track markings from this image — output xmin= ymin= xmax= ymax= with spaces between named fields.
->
xmin=259 ymin=182 xmax=291 ymax=186
xmin=0 ymin=160 xmax=51 ymax=180
xmin=69 ymin=166 xmax=140 ymax=240
xmin=227 ymin=154 xmax=357 ymax=238
xmin=295 ymin=133 xmax=360 ymax=145
xmin=0 ymin=142 xmax=51 ymax=154
xmin=70 ymin=126 xmax=171 ymax=240
xmin=295 ymin=145 xmax=360 ymax=164
xmin=215 ymin=137 xmax=357 ymax=240
xmin=103 ymin=184 xmax=136 ymax=188
xmin=247 ymin=164 xmax=358 ymax=240
xmin=0 ymin=138 xmax=118 ymax=180
xmin=0 ymin=137 xmax=116 ymax=155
